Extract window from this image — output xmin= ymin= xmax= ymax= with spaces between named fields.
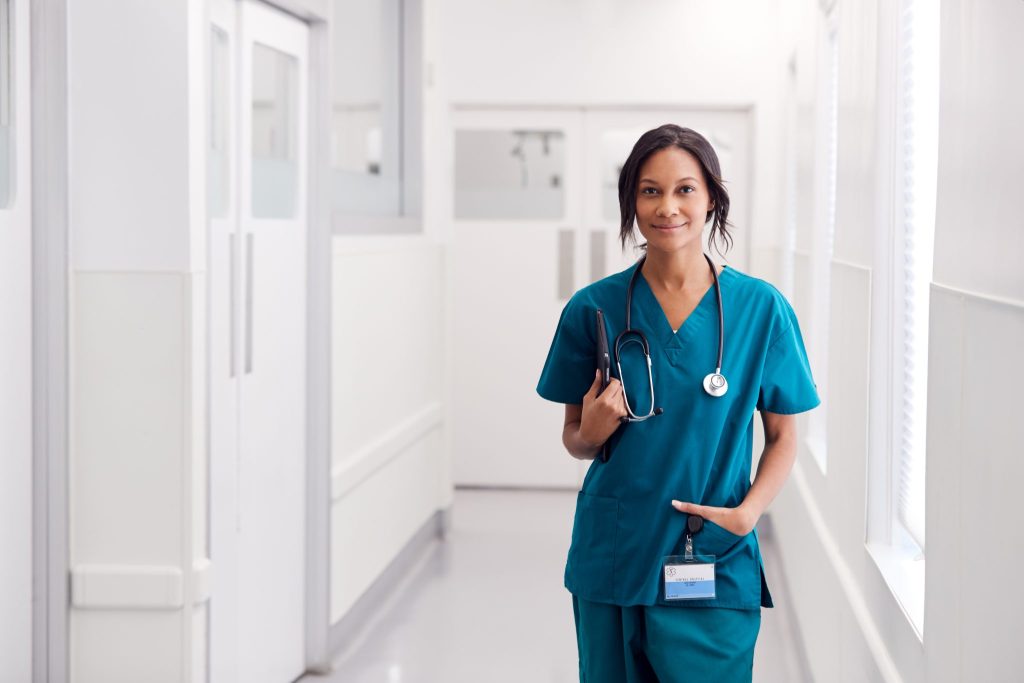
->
xmin=251 ymin=43 xmax=299 ymax=219
xmin=867 ymin=0 xmax=938 ymax=639
xmin=330 ymin=0 xmax=421 ymax=231
xmin=780 ymin=53 xmax=799 ymax=299
xmin=805 ymin=8 xmax=839 ymax=474
xmin=0 ymin=0 xmax=13 ymax=208
xmin=892 ymin=0 xmax=938 ymax=560
xmin=453 ymin=129 xmax=566 ymax=220
xmin=208 ymin=26 xmax=230 ymax=218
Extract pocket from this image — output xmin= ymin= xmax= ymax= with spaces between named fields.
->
xmin=566 ymin=492 xmax=619 ymax=600
xmin=696 ymin=517 xmax=746 ymax=558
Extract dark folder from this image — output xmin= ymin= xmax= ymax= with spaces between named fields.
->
xmin=595 ymin=309 xmax=612 ymax=463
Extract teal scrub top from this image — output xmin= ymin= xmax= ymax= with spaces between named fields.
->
xmin=536 ymin=261 xmax=820 ymax=611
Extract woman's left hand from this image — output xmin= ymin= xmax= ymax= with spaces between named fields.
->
xmin=670 ymin=500 xmax=758 ymax=537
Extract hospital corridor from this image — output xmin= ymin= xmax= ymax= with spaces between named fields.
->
xmin=297 ymin=489 xmax=809 ymax=682
xmin=1 ymin=1 xmax=1021 ymax=682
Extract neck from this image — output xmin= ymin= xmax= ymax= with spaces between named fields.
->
xmin=641 ymin=245 xmax=713 ymax=292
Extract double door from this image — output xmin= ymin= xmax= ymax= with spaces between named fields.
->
xmin=452 ymin=107 xmax=752 ymax=489
xmin=208 ymin=2 xmax=309 ymax=681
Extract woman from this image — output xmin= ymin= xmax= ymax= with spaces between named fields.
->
xmin=536 ymin=124 xmax=819 ymax=682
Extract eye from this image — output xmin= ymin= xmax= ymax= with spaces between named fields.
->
xmin=640 ymin=187 xmax=659 ymax=195
xmin=679 ymin=186 xmax=694 ymax=194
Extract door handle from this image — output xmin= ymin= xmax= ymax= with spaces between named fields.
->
xmin=557 ymin=228 xmax=574 ymax=300
xmin=590 ymin=229 xmax=606 ymax=282
xmin=245 ymin=233 xmax=254 ymax=374
xmin=229 ymin=233 xmax=237 ymax=378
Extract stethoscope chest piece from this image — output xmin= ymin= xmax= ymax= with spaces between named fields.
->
xmin=702 ymin=371 xmax=728 ymax=398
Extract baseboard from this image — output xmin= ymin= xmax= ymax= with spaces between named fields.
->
xmin=325 ymin=506 xmax=449 ymax=666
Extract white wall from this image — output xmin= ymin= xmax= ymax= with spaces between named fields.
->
xmin=329 ymin=239 xmax=448 ymax=624
xmin=0 ymin=0 xmax=33 ymax=680
xmin=923 ymin=0 xmax=1024 ymax=677
xmin=319 ymin=0 xmax=454 ymax=635
xmin=67 ymin=0 xmax=209 ymax=680
xmin=771 ymin=0 xmax=1024 ymax=681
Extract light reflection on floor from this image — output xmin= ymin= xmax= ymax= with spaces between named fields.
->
xmin=302 ymin=489 xmax=810 ymax=683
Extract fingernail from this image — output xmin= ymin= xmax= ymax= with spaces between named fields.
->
xmin=671 ymin=500 xmax=680 ymax=506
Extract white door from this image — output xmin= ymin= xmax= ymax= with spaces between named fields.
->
xmin=209 ymin=2 xmax=309 ymax=682
xmin=208 ymin=1 xmax=242 ymax=679
xmin=0 ymin=0 xmax=33 ymax=678
xmin=451 ymin=108 xmax=589 ymax=488
xmin=452 ymin=108 xmax=753 ymax=489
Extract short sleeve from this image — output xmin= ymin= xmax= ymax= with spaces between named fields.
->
xmin=536 ymin=295 xmax=596 ymax=404
xmin=756 ymin=304 xmax=821 ymax=415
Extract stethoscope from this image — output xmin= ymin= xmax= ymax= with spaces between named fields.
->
xmin=615 ymin=253 xmax=728 ymax=423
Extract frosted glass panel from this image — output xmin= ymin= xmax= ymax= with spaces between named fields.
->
xmin=251 ymin=42 xmax=297 ymax=219
xmin=330 ymin=0 xmax=401 ymax=216
xmin=454 ymin=130 xmax=565 ymax=220
xmin=0 ymin=0 xmax=13 ymax=209
xmin=331 ymin=0 xmax=385 ymax=175
xmin=208 ymin=26 xmax=229 ymax=218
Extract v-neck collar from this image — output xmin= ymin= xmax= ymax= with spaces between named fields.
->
xmin=633 ymin=262 xmax=730 ymax=350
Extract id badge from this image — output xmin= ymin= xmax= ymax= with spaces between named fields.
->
xmin=662 ymin=554 xmax=716 ymax=600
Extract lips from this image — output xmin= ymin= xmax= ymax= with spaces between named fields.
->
xmin=653 ymin=223 xmax=686 ymax=230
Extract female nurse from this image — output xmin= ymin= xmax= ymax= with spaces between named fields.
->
xmin=536 ymin=124 xmax=820 ymax=683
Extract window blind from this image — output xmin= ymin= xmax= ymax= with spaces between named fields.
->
xmin=895 ymin=0 xmax=938 ymax=552
xmin=806 ymin=18 xmax=839 ymax=474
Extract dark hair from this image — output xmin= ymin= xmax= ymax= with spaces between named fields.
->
xmin=617 ymin=124 xmax=734 ymax=257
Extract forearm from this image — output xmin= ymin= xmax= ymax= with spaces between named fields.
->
xmin=562 ymin=422 xmax=601 ymax=460
xmin=738 ymin=431 xmax=797 ymax=524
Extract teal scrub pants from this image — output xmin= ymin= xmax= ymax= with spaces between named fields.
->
xmin=572 ymin=595 xmax=761 ymax=683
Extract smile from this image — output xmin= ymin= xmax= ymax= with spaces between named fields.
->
xmin=653 ymin=223 xmax=686 ymax=230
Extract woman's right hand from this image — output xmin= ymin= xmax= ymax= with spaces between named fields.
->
xmin=579 ymin=369 xmax=628 ymax=447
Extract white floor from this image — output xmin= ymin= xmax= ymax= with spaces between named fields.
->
xmin=304 ymin=489 xmax=811 ymax=683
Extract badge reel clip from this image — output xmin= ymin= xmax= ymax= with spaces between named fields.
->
xmin=662 ymin=515 xmax=717 ymax=601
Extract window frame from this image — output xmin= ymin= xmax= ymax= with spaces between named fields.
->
xmin=804 ymin=3 xmax=840 ymax=474
xmin=865 ymin=0 xmax=938 ymax=642
xmin=329 ymin=0 xmax=423 ymax=234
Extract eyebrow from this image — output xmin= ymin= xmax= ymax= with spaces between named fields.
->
xmin=639 ymin=177 xmax=699 ymax=184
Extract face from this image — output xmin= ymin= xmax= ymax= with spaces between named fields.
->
xmin=633 ymin=146 xmax=715 ymax=255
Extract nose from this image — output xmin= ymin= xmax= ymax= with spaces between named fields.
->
xmin=656 ymin=196 xmax=678 ymax=218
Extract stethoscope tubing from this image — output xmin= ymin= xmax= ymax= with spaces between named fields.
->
xmin=614 ymin=253 xmax=726 ymax=422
